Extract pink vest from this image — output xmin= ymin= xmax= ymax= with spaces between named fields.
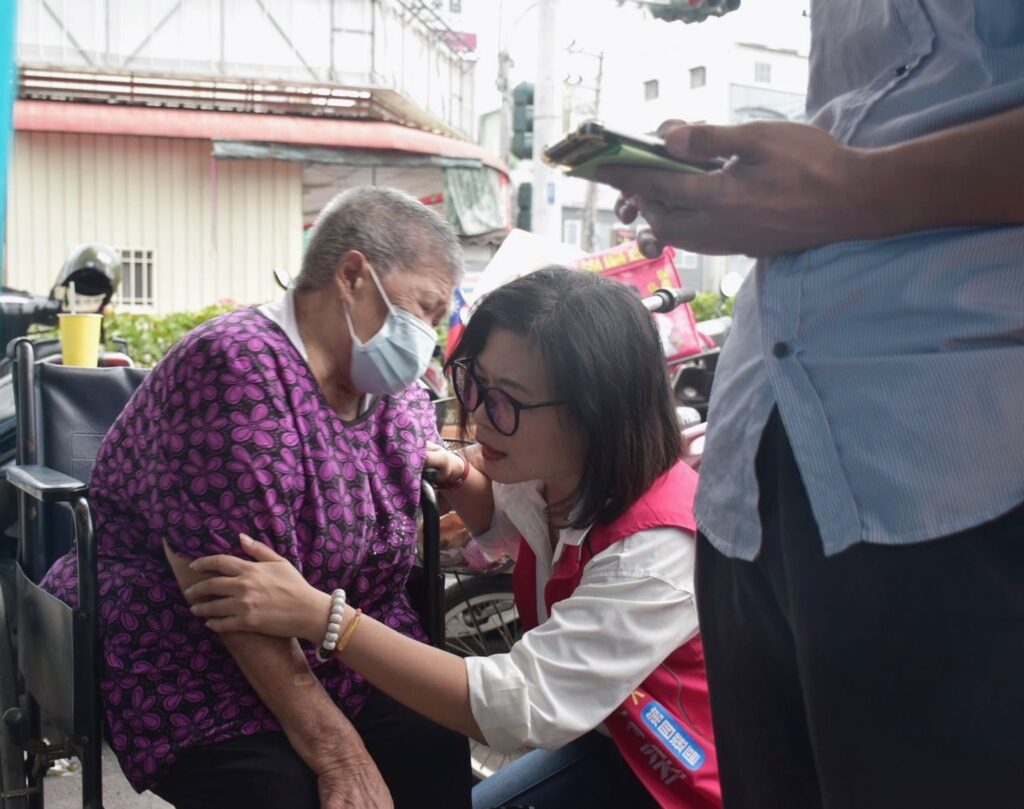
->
xmin=513 ymin=462 xmax=722 ymax=808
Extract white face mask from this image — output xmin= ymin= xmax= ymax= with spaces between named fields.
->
xmin=343 ymin=264 xmax=438 ymax=395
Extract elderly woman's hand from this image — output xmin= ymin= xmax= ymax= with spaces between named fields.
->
xmin=186 ymin=535 xmax=331 ymax=645
xmin=424 ymin=441 xmax=467 ymax=486
xmin=317 ymin=757 xmax=394 ymax=809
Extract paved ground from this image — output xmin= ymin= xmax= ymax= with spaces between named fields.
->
xmin=42 ymin=747 xmax=171 ymax=809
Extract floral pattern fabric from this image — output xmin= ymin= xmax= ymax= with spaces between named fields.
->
xmin=40 ymin=309 xmax=435 ymax=791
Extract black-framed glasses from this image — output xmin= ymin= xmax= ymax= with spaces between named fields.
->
xmin=451 ymin=359 xmax=564 ymax=437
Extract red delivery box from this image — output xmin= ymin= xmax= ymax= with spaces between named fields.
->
xmin=573 ymin=241 xmax=703 ymax=363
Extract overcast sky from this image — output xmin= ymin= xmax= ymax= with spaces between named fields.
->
xmin=460 ymin=0 xmax=811 ymax=115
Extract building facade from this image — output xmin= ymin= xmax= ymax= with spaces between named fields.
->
xmin=7 ymin=0 xmax=506 ymax=312
xmin=482 ymin=4 xmax=809 ymax=292
xmin=629 ymin=37 xmax=809 ymax=290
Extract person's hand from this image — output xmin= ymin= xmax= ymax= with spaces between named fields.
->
xmin=316 ymin=754 xmax=394 ymax=809
xmin=611 ymin=118 xmax=687 ymax=259
xmin=613 ymin=194 xmax=666 ymax=259
xmin=599 ymin=119 xmax=872 ymax=257
xmin=425 ymin=441 xmax=466 ymax=486
xmin=185 ymin=535 xmax=330 ymax=644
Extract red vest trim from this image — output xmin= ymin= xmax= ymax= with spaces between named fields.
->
xmin=512 ymin=461 xmax=721 ymax=808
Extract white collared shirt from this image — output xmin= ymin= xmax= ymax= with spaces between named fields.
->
xmin=463 ymin=480 xmax=700 ymax=753
xmin=259 ymin=289 xmax=375 ymax=415
xmin=259 ymin=288 xmax=309 ymax=361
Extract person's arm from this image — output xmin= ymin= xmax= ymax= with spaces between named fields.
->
xmin=598 ymin=106 xmax=1024 ymax=258
xmin=185 ymin=529 xmax=698 ymax=751
xmin=425 ymin=443 xmax=494 ymax=535
xmin=164 ymin=544 xmax=393 ymax=809
xmin=183 ymin=536 xmax=485 ymax=742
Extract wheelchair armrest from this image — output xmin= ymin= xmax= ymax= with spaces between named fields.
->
xmin=420 ymin=478 xmax=444 ymax=648
xmin=5 ymin=464 xmax=88 ymax=503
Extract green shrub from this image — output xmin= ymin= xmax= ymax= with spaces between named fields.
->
xmin=690 ymin=292 xmax=733 ymax=322
xmin=102 ymin=305 xmax=238 ymax=367
xmin=27 ymin=305 xmax=242 ymax=367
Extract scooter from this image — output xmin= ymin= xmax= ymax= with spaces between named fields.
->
xmin=670 ymin=270 xmax=743 ymax=419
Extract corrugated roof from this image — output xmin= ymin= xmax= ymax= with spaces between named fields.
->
xmin=14 ymin=100 xmax=508 ymax=175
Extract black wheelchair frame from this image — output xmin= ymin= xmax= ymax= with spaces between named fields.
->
xmin=0 ymin=339 xmax=445 ymax=808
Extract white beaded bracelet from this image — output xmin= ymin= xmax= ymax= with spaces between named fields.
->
xmin=315 ymin=589 xmax=347 ymax=663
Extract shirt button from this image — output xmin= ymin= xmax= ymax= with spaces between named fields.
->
xmin=772 ymin=341 xmax=792 ymax=358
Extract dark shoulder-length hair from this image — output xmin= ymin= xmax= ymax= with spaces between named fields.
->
xmin=446 ymin=266 xmax=683 ymax=529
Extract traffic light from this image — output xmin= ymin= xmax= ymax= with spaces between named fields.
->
xmin=516 ymin=182 xmax=532 ymax=231
xmin=511 ymin=82 xmax=535 ymax=161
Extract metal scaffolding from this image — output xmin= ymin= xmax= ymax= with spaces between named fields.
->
xmin=17 ymin=0 xmax=478 ymax=137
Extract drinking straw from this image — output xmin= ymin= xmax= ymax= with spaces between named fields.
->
xmin=69 ymin=280 xmax=77 ymax=314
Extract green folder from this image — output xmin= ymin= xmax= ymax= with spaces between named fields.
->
xmin=566 ymin=143 xmax=710 ymax=182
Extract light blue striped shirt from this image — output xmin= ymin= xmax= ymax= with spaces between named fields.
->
xmin=694 ymin=0 xmax=1024 ymax=559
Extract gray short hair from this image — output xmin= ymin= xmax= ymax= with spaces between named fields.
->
xmin=296 ymin=186 xmax=464 ymax=292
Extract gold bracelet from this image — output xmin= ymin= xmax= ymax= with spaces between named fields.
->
xmin=335 ymin=608 xmax=362 ymax=655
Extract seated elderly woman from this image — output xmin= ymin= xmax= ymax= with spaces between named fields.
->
xmin=40 ymin=187 xmax=470 ymax=809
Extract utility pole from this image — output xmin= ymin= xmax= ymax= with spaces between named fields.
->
xmin=530 ymin=0 xmax=562 ymax=240
xmin=495 ymin=0 xmax=513 ymax=164
xmin=580 ymin=50 xmax=604 ymax=252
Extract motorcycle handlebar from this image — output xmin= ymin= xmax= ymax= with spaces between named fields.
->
xmin=642 ymin=287 xmax=696 ymax=314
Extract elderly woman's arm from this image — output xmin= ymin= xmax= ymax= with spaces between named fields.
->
xmin=186 ymin=536 xmax=486 ymax=743
xmin=164 ymin=544 xmax=393 ymax=809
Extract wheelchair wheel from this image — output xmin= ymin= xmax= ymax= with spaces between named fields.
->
xmin=0 ymin=726 xmax=29 ymax=809
xmin=0 ymin=579 xmax=29 ymax=809
xmin=443 ymin=574 xmax=521 ymax=658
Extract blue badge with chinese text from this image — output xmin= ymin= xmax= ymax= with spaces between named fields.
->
xmin=639 ymin=700 xmax=706 ymax=771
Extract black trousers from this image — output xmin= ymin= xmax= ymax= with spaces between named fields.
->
xmin=695 ymin=409 xmax=1024 ymax=809
xmin=153 ymin=688 xmax=472 ymax=809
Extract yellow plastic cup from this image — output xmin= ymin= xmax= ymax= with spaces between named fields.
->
xmin=58 ymin=313 xmax=103 ymax=368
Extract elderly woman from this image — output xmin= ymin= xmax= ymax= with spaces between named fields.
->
xmin=40 ymin=187 xmax=471 ymax=809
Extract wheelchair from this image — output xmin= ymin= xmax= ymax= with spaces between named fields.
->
xmin=0 ymin=339 xmax=445 ymax=808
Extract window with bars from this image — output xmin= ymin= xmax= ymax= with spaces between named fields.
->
xmin=754 ymin=62 xmax=772 ymax=84
xmin=116 ymin=248 xmax=156 ymax=309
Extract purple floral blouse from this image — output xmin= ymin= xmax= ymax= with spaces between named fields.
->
xmin=40 ymin=309 xmax=436 ymax=791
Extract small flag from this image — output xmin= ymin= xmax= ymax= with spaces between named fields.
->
xmin=444 ymin=287 xmax=469 ymax=360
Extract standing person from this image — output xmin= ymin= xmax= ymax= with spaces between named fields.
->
xmin=599 ymin=3 xmax=1024 ymax=809
xmin=184 ymin=267 xmax=722 ymax=809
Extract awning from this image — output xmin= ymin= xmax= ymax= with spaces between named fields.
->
xmin=13 ymin=100 xmax=508 ymax=176
xmin=212 ymin=140 xmax=483 ymax=169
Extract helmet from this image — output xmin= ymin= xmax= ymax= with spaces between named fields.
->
xmin=50 ymin=244 xmax=123 ymax=310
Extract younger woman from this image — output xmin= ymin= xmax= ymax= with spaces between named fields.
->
xmin=186 ymin=267 xmax=722 ymax=808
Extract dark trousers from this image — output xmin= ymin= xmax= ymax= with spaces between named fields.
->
xmin=695 ymin=409 xmax=1024 ymax=809
xmin=153 ymin=689 xmax=472 ymax=809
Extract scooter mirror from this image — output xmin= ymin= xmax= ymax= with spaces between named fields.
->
xmin=719 ymin=271 xmax=744 ymax=299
